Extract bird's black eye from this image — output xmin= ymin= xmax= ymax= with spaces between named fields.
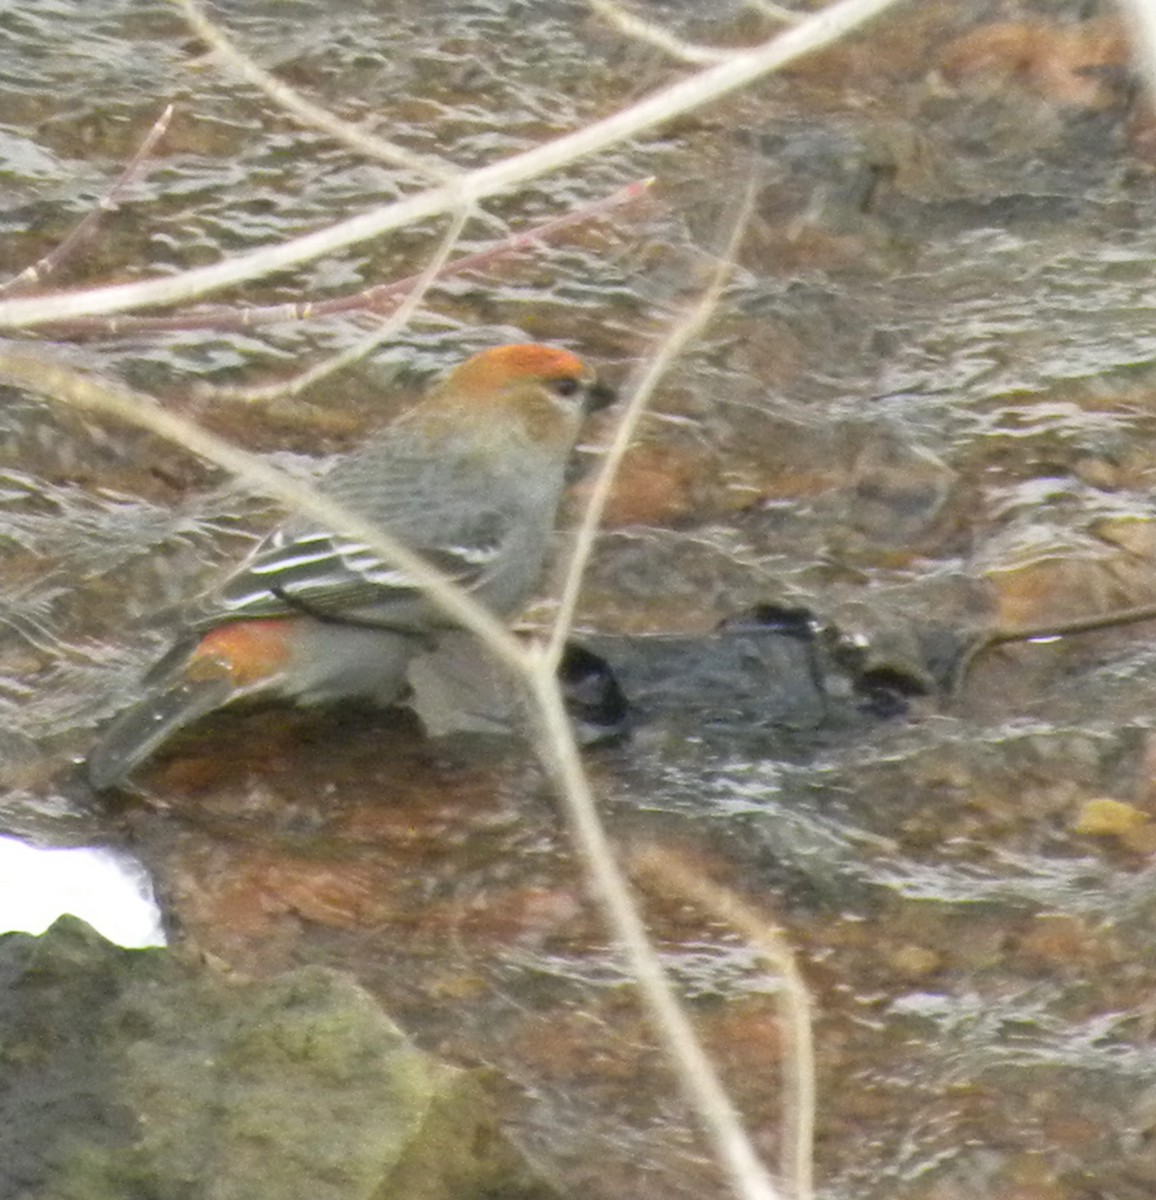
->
xmin=551 ymin=377 xmax=581 ymax=398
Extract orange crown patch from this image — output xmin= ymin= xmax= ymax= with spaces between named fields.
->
xmin=447 ymin=343 xmax=586 ymax=394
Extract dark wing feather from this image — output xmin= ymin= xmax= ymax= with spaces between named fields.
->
xmin=193 ymin=431 xmax=518 ymax=629
xmin=210 ymin=523 xmax=507 ymax=625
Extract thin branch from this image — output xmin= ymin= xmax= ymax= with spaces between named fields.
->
xmin=526 ymin=674 xmax=784 ymax=1200
xmin=28 ymin=178 xmax=651 ymax=337
xmin=747 ymin=0 xmax=804 ymax=23
xmin=217 ymin=203 xmax=472 ymax=403
xmin=632 ymin=845 xmax=815 ymax=1200
xmin=0 ymin=0 xmax=911 ymax=329
xmin=589 ymin=0 xmax=736 ymax=64
xmin=984 ymin=601 xmax=1156 ymax=646
xmin=523 ymin=186 xmax=775 ymax=1200
xmin=175 ymin=0 xmax=456 ymax=181
xmin=953 ymin=598 xmax=1156 ymax=692
xmin=0 ymin=104 xmax=174 ymax=298
xmin=545 ymin=178 xmax=755 ymax=672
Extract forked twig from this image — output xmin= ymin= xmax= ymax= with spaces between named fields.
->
xmin=632 ymin=845 xmax=815 ymax=1200
xmin=0 ymin=0 xmax=912 ymax=329
xmin=175 ymin=0 xmax=455 ymax=181
xmin=0 ymin=104 xmax=174 ymax=298
xmin=544 ymin=177 xmax=755 ymax=671
xmin=26 ymin=178 xmax=651 ymax=337
xmin=216 ymin=204 xmax=473 ymax=403
xmin=526 ymin=180 xmax=775 ymax=1200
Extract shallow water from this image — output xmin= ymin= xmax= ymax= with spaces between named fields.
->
xmin=5 ymin=0 xmax=1156 ymax=1196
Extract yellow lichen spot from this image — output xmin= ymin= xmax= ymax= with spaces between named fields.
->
xmin=1072 ymin=797 xmax=1149 ymax=837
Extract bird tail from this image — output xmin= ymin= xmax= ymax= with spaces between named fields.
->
xmin=87 ymin=671 xmax=234 ymax=791
xmin=88 ymin=621 xmax=299 ymax=790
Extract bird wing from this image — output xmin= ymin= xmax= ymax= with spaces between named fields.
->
xmin=206 ymin=514 xmax=509 ymax=627
xmin=193 ymin=434 xmax=520 ymax=631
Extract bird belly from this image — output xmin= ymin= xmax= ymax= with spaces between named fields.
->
xmin=284 ymin=622 xmax=418 ymax=706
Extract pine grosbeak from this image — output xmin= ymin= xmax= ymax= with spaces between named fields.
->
xmin=87 ymin=343 xmax=615 ymax=789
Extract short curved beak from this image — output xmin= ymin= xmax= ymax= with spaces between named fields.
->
xmin=584 ymin=380 xmax=617 ymax=415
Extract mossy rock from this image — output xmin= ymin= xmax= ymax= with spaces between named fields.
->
xmin=0 ymin=916 xmax=551 ymax=1200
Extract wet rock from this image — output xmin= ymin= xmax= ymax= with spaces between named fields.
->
xmin=1072 ymin=796 xmax=1156 ymax=854
xmin=843 ymin=426 xmax=958 ymax=549
xmin=572 ymin=594 xmax=959 ymax=738
xmin=817 ymin=594 xmax=969 ymax=698
xmin=938 ymin=18 xmax=1129 ymax=110
xmin=404 ymin=600 xmax=931 ymax=756
xmin=983 ymin=539 xmax=1156 ymax=630
xmin=0 ymin=916 xmax=551 ymax=1200
xmin=576 ymin=441 xmax=714 ymax=528
xmin=586 ymin=622 xmax=833 ymax=733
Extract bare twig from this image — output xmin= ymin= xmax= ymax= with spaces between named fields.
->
xmin=27 ymin=178 xmax=651 ymax=337
xmin=526 ymin=675 xmax=785 ymax=1200
xmin=953 ymin=599 xmax=1156 ymax=693
xmin=545 ymin=178 xmax=755 ymax=672
xmin=632 ymin=846 xmax=815 ymax=1200
xmin=0 ymin=104 xmax=174 ymax=298
xmin=526 ymin=182 xmax=773 ymax=1200
xmin=216 ymin=204 xmax=472 ymax=403
xmin=983 ymin=601 xmax=1156 ymax=647
xmin=0 ymin=0 xmax=911 ymax=329
xmin=590 ymin=0 xmax=736 ymax=64
xmin=747 ymin=0 xmax=804 ymax=23
xmin=175 ymin=0 xmax=456 ymax=181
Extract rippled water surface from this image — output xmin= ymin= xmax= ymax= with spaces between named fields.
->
xmin=6 ymin=0 xmax=1156 ymax=1196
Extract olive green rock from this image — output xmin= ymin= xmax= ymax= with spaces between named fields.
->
xmin=0 ymin=916 xmax=551 ymax=1200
